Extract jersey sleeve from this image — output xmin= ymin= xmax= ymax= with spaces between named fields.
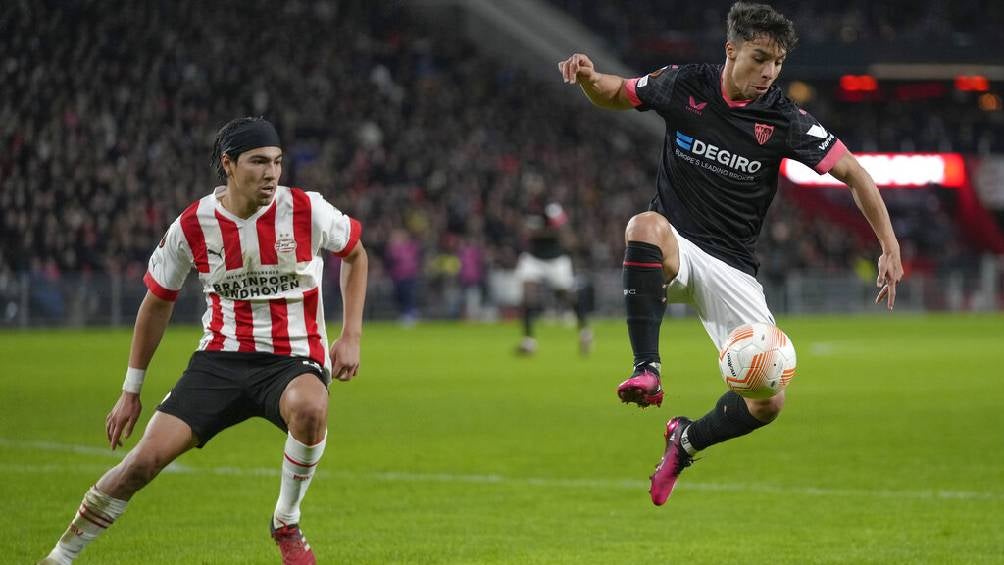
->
xmin=310 ymin=192 xmax=362 ymax=257
xmin=784 ymin=106 xmax=849 ymax=174
xmin=624 ymin=65 xmax=682 ymax=113
xmin=144 ymin=218 xmax=193 ymax=302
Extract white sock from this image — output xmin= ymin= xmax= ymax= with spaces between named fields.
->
xmin=46 ymin=486 xmax=128 ymax=564
xmin=273 ymin=432 xmax=326 ymax=528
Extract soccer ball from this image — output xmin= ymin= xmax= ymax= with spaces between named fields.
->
xmin=718 ymin=323 xmax=797 ymax=399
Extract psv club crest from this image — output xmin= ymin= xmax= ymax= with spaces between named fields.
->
xmin=754 ymin=123 xmax=774 ymax=145
xmin=275 ymin=236 xmax=297 ymax=253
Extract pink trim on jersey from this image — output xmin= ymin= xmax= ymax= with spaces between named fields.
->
xmin=256 ymin=202 xmax=278 ymax=265
xmin=180 ymin=201 xmax=210 ymax=273
xmin=302 ymin=287 xmax=325 ymax=366
xmin=624 ymin=78 xmax=643 ymax=107
xmin=814 ymin=139 xmax=849 ymax=174
xmin=206 ymin=293 xmax=226 ymax=350
xmin=215 ymin=211 xmax=243 ymax=271
xmin=291 ymin=188 xmax=313 ymax=263
xmin=143 ymin=272 xmax=179 ymax=301
xmin=720 ymin=72 xmax=753 ymax=108
xmin=233 ymin=300 xmax=256 ymax=352
xmin=269 ymin=299 xmax=291 ymax=355
xmin=334 ymin=218 xmax=363 ymax=258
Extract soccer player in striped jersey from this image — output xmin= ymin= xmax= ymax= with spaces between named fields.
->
xmin=558 ymin=2 xmax=903 ymax=505
xmin=39 ymin=117 xmax=367 ymax=565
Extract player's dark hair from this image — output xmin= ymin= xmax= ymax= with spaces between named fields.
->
xmin=727 ymin=2 xmax=798 ymax=54
xmin=210 ymin=116 xmax=266 ymax=182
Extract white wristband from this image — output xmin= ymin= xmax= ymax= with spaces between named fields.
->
xmin=123 ymin=367 xmax=146 ymax=394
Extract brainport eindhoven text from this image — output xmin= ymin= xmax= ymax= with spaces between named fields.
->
xmin=212 ymin=273 xmax=301 ymax=299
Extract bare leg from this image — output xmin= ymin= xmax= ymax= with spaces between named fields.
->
xmin=42 ymin=412 xmax=196 ymax=564
xmin=273 ymin=373 xmax=328 ymax=528
xmin=97 ymin=412 xmax=198 ymax=499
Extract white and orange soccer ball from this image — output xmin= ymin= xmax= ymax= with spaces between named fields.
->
xmin=718 ymin=323 xmax=797 ymax=399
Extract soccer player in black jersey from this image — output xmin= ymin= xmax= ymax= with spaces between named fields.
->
xmin=558 ymin=1 xmax=904 ymax=505
xmin=514 ymin=200 xmax=592 ymax=356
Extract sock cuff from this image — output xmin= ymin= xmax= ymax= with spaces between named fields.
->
xmin=86 ymin=486 xmax=128 ymax=519
xmin=624 ymin=241 xmax=664 ymax=265
xmin=285 ymin=431 xmax=327 ymax=466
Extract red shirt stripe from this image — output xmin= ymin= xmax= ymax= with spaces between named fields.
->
xmin=334 ymin=217 xmax=363 ymax=258
xmin=269 ymin=299 xmax=291 ymax=355
xmin=207 ymin=293 xmax=226 ymax=350
xmin=233 ymin=300 xmax=256 ymax=352
xmin=302 ymin=287 xmax=325 ymax=366
xmin=256 ymin=201 xmax=278 ymax=265
xmin=179 ymin=201 xmax=209 ymax=273
xmin=291 ymin=188 xmax=313 ymax=263
xmin=215 ymin=211 xmax=244 ymax=271
xmin=143 ymin=272 xmax=180 ymax=301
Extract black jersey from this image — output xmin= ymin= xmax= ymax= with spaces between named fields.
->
xmin=625 ymin=63 xmax=847 ymax=275
xmin=525 ymin=202 xmax=569 ymax=260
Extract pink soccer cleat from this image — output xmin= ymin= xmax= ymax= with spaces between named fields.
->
xmin=271 ymin=519 xmax=316 ymax=565
xmin=649 ymin=416 xmax=695 ymax=506
xmin=616 ymin=363 xmax=664 ymax=407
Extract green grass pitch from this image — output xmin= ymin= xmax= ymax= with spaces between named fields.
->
xmin=3 ymin=314 xmax=1003 ymax=564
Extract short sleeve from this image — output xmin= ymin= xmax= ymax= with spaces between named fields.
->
xmin=784 ymin=106 xmax=849 ymax=174
xmin=624 ymin=65 xmax=682 ymax=113
xmin=310 ymin=192 xmax=362 ymax=257
xmin=144 ymin=218 xmax=193 ymax=301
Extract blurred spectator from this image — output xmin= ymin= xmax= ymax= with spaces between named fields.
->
xmin=385 ymin=228 xmax=423 ymax=325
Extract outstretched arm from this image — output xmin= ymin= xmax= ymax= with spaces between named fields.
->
xmin=106 ymin=291 xmax=175 ymax=449
xmin=828 ymin=152 xmax=904 ymax=310
xmin=557 ymin=53 xmax=635 ymax=110
xmin=329 ymin=242 xmax=368 ymax=381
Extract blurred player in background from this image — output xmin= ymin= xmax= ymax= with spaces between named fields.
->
xmin=558 ymin=2 xmax=903 ymax=505
xmin=38 ymin=117 xmax=367 ymax=565
xmin=514 ymin=199 xmax=592 ymax=356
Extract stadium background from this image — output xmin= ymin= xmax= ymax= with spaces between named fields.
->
xmin=2 ymin=1 xmax=1002 ymax=563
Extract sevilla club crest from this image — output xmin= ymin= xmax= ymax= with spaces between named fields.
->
xmin=754 ymin=123 xmax=774 ymax=145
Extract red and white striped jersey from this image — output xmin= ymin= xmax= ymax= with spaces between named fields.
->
xmin=144 ymin=185 xmax=361 ymax=379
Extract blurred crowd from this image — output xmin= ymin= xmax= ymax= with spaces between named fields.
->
xmin=0 ymin=0 xmax=994 ymax=321
xmin=553 ymin=0 xmax=1004 ymax=47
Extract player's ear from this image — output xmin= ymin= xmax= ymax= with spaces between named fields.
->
xmin=222 ymin=153 xmax=234 ymax=178
xmin=725 ymin=41 xmax=737 ymax=60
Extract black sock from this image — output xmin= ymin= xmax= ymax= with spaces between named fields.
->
xmin=522 ymin=303 xmax=536 ymax=337
xmin=623 ymin=241 xmax=667 ymax=367
xmin=684 ymin=391 xmax=768 ymax=452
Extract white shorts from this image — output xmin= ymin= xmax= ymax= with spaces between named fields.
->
xmin=666 ymin=227 xmax=775 ymax=351
xmin=514 ymin=253 xmax=575 ymax=291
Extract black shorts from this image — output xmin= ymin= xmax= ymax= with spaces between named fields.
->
xmin=157 ymin=351 xmax=326 ymax=448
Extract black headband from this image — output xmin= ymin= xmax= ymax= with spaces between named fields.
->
xmin=222 ymin=119 xmax=281 ymax=157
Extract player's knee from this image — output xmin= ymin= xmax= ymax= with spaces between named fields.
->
xmin=119 ymin=450 xmax=170 ymax=490
xmin=285 ymin=396 xmax=328 ymax=436
xmin=747 ymin=392 xmax=785 ymax=423
xmin=625 ymin=212 xmax=671 ymax=244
